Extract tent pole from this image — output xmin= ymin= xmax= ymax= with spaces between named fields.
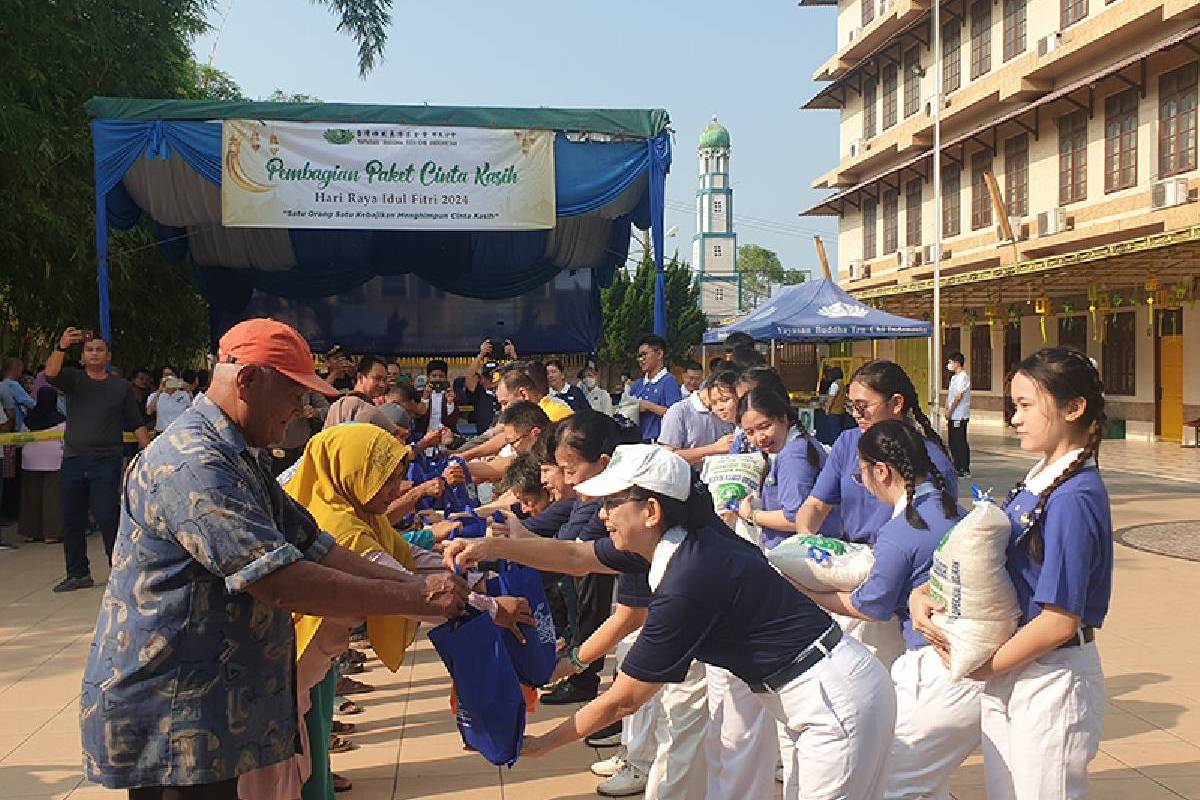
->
xmin=702 ymin=344 xmax=708 ymax=371
xmin=649 ymin=134 xmax=669 ymax=338
xmin=930 ymin=0 xmax=944 ymax=432
xmin=770 ymin=339 xmax=776 ymax=368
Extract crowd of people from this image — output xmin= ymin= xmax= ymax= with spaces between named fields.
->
xmin=5 ymin=318 xmax=1112 ymax=800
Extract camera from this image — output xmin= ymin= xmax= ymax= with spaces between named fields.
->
xmin=430 ymin=380 xmax=450 ymax=392
xmin=488 ymin=339 xmax=507 ymax=358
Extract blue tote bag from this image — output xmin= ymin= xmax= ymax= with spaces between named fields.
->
xmin=428 ymin=610 xmax=526 ymax=767
xmin=485 ymin=561 xmax=558 ymax=688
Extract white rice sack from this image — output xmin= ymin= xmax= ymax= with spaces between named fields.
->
xmin=928 ymin=498 xmax=1021 ymax=679
xmin=767 ymin=535 xmax=875 ymax=593
xmin=700 ymin=453 xmax=766 ymax=514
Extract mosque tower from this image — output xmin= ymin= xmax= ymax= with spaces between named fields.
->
xmin=692 ymin=116 xmax=739 ymax=322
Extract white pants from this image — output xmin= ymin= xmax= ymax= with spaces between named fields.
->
xmin=981 ymin=643 xmax=1105 ymax=800
xmin=884 ymin=646 xmax=983 ymax=800
xmin=835 ymin=612 xmax=906 ymax=669
xmin=705 ymin=664 xmax=777 ymax=800
xmin=617 ymin=632 xmax=710 ymax=800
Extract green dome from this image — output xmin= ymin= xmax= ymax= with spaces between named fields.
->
xmin=699 ymin=115 xmax=730 ymax=149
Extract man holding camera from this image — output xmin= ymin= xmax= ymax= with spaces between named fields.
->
xmin=145 ymin=372 xmax=193 ymax=435
xmin=45 ymin=327 xmax=152 ymax=592
xmin=414 ymin=358 xmax=459 ymax=439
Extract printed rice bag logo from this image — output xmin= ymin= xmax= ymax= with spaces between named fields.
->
xmin=713 ymin=483 xmax=749 ymax=505
xmin=533 ymin=606 xmax=556 ymax=646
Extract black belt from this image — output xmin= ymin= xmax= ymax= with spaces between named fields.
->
xmin=1056 ymin=627 xmax=1096 ymax=649
xmin=748 ymin=624 xmax=843 ymax=694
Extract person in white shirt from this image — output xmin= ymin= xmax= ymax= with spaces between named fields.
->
xmin=679 ymin=360 xmax=704 ymax=400
xmin=577 ymin=365 xmax=613 ymax=416
xmin=945 ymin=351 xmax=971 ymax=477
xmin=146 ymin=372 xmax=193 ymax=434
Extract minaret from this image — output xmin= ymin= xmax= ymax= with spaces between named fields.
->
xmin=692 ymin=116 xmax=739 ymax=322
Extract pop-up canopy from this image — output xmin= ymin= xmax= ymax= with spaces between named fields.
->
xmin=703 ymin=278 xmax=930 ymax=344
xmin=86 ymin=98 xmax=672 ymax=354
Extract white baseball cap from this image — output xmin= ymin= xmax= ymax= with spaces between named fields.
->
xmin=575 ymin=444 xmax=691 ymax=502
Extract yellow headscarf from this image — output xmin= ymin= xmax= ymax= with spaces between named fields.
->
xmin=286 ymin=423 xmax=419 ymax=671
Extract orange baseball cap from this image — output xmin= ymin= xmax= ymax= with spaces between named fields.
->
xmin=217 ymin=318 xmax=339 ymax=397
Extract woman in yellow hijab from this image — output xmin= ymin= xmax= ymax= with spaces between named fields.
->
xmin=241 ymin=423 xmax=531 ymax=800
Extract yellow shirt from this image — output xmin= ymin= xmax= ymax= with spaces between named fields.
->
xmin=538 ymin=394 xmax=575 ymax=422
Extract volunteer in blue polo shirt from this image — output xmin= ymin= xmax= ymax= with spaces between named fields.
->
xmin=656 ymin=371 xmax=737 ymax=466
xmin=445 ymin=445 xmax=897 ymax=800
xmin=629 ymin=335 xmax=683 ymax=442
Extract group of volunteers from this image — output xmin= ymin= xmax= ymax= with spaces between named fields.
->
xmin=71 ymin=314 xmax=1112 ymax=800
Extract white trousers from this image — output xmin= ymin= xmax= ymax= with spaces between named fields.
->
xmin=884 ymin=646 xmax=983 ymax=800
xmin=709 ymin=636 xmax=897 ymax=800
xmin=616 ymin=631 xmax=710 ymax=800
xmin=981 ymin=643 xmax=1105 ymax=800
xmin=834 ymin=612 xmax=906 ymax=669
xmin=705 ymin=664 xmax=777 ymax=800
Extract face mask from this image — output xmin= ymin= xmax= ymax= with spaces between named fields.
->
xmin=946 ymin=362 xmax=955 ymax=371
xmin=582 ymin=377 xmax=597 ymax=390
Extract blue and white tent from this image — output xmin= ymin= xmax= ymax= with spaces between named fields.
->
xmin=703 ymin=279 xmax=929 ymax=344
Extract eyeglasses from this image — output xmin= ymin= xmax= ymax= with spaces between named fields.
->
xmin=850 ymin=469 xmax=865 ymax=486
xmin=600 ymin=492 xmax=649 ymax=512
xmin=846 ymin=398 xmax=884 ymax=418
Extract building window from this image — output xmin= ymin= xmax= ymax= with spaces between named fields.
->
xmin=713 ymin=244 xmax=723 ymax=257
xmin=943 ymin=165 xmax=962 ymax=237
xmin=1104 ymin=89 xmax=1138 ymax=193
xmin=883 ymin=63 xmax=898 ymax=129
xmin=715 ymin=286 xmax=724 ymax=302
xmin=1159 ymin=63 xmax=1198 ymax=178
xmin=970 ymin=325 xmax=993 ymax=391
xmin=1058 ymin=110 xmax=1088 ymax=204
xmin=863 ymin=78 xmax=878 ymax=140
xmin=970 ymin=0 xmax=992 ymax=80
xmin=1061 ymin=0 xmax=1087 ymax=28
xmin=903 ymin=48 xmax=921 ymax=118
xmin=713 ymin=198 xmax=724 ymax=212
xmin=863 ymin=198 xmax=877 ymax=260
xmin=942 ymin=327 xmax=962 ymax=389
xmin=943 ymin=22 xmax=962 ymax=94
xmin=862 ymin=0 xmax=875 ymax=28
xmin=883 ymin=190 xmax=900 ymax=253
xmin=971 ymin=151 xmax=993 ymax=230
xmin=1003 ymin=0 xmax=1026 ymax=61
xmin=905 ymin=178 xmax=922 ymax=246
xmin=1058 ymin=315 xmax=1087 ymax=352
xmin=1102 ymin=312 xmax=1136 ymax=395
xmin=1005 ymin=134 xmax=1029 ymax=217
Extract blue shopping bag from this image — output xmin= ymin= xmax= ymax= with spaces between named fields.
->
xmin=485 ymin=560 xmax=558 ymax=688
xmin=428 ymin=610 xmax=526 ymax=767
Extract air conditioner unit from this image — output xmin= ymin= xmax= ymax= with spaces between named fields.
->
xmin=1038 ymin=32 xmax=1062 ymax=56
xmin=995 ymin=217 xmax=1029 ymax=242
xmin=849 ymin=138 xmax=869 ymax=158
xmin=1151 ymin=177 xmax=1190 ymax=210
xmin=848 ymin=26 xmax=861 ymax=43
xmin=1036 ymin=208 xmax=1069 ymax=237
xmin=922 ymin=243 xmax=945 ymax=263
xmin=848 ymin=260 xmax=872 ymax=280
xmin=879 ymin=0 xmax=893 ymax=15
xmin=896 ymin=247 xmax=921 ymax=270
xmin=923 ymin=96 xmax=949 ymax=117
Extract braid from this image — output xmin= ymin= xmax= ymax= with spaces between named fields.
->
xmin=926 ymin=460 xmax=960 ymax=521
xmin=800 ymin=426 xmax=822 ymax=468
xmin=878 ymin=435 xmax=927 ymax=529
xmin=910 ymin=404 xmax=951 ymax=460
xmin=1025 ymin=420 xmax=1103 ymax=561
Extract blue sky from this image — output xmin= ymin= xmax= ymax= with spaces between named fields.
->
xmin=192 ymin=0 xmax=840 ymax=270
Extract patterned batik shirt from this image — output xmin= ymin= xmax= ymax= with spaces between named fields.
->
xmin=80 ymin=394 xmax=335 ymax=788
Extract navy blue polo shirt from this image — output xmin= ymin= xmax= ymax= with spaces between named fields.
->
xmin=631 ymin=369 xmax=683 ymax=442
xmin=523 ymin=498 xmax=578 ymax=538
xmin=594 ymin=537 xmax=653 ymax=608
xmin=558 ymin=500 xmax=652 ymax=607
xmin=598 ymin=522 xmax=832 ymax=684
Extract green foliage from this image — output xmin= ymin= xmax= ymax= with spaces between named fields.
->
xmin=265 ymin=89 xmax=324 ymax=103
xmin=313 ymin=0 xmax=393 ymax=77
xmin=599 ymin=252 xmax=706 ymax=372
xmin=737 ymin=244 xmax=808 ymax=309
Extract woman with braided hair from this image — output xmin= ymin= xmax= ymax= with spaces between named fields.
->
xmin=794 ymin=360 xmax=958 ymax=546
xmin=911 ymin=346 xmax=1111 ymax=800
xmin=799 ymin=419 xmax=978 ymax=800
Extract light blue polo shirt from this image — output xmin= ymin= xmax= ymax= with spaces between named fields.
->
xmin=658 ymin=391 xmax=734 ymax=452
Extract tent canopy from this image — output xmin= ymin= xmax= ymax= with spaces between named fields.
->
xmin=703 ymin=279 xmax=930 ymax=344
xmin=86 ymin=98 xmax=672 ymax=355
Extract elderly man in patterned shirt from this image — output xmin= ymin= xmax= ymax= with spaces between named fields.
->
xmin=79 ymin=319 xmax=469 ymax=800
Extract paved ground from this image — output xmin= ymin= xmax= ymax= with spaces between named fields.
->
xmin=2 ymin=433 xmax=1200 ymax=799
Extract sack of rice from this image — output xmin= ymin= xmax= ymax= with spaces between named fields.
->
xmin=699 ymin=453 xmax=766 ymax=514
xmin=767 ymin=535 xmax=875 ymax=593
xmin=928 ymin=493 xmax=1021 ymax=679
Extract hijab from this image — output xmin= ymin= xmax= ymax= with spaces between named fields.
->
xmin=323 ymin=394 xmax=398 ymax=434
xmin=286 ymin=424 xmax=419 ymax=671
xmin=25 ymin=387 xmax=65 ymax=431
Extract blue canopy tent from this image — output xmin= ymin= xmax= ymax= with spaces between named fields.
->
xmin=703 ymin=278 xmax=930 ymax=344
xmin=85 ymin=98 xmax=673 ymax=354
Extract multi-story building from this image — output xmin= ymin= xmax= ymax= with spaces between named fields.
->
xmin=693 ymin=117 xmax=741 ymax=322
xmin=800 ymin=0 xmax=1200 ymax=440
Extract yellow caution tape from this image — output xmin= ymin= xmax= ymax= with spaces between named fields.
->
xmin=0 ymin=430 xmax=138 ymax=445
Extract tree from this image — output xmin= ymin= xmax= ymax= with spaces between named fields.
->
xmin=313 ymin=0 xmax=393 ymax=77
xmin=737 ymin=244 xmax=808 ymax=309
xmin=265 ymin=90 xmax=323 ymax=103
xmin=599 ymin=252 xmax=706 ymax=373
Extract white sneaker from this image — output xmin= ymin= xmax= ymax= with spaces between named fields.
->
xmin=591 ymin=751 xmax=626 ymax=778
xmin=597 ymin=763 xmax=648 ymax=797
xmin=776 ymin=765 xmax=785 ymax=783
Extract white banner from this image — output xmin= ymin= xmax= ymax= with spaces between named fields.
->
xmin=221 ymin=120 xmax=556 ymax=229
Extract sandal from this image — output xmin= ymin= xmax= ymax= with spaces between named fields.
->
xmin=330 ymin=721 xmax=356 ymax=735
xmin=336 ymin=676 xmax=373 ymax=695
xmin=332 ymin=773 xmax=353 ymax=793
xmin=328 ymin=734 xmax=358 ymax=754
xmin=336 ymin=697 xmax=363 ymax=715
